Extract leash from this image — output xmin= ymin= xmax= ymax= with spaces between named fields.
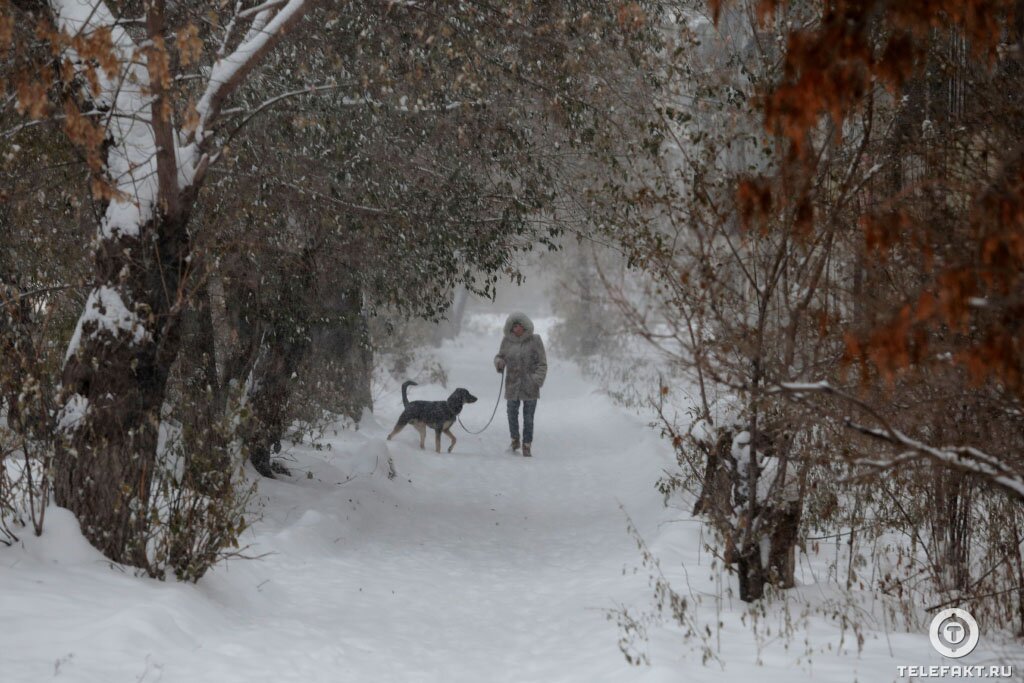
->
xmin=458 ymin=369 xmax=505 ymax=435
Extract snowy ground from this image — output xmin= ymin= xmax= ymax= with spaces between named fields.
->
xmin=3 ymin=314 xmax=1022 ymax=682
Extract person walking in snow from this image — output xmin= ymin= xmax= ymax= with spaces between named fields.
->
xmin=493 ymin=312 xmax=547 ymax=457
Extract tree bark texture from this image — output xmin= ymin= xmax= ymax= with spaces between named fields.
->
xmin=311 ymin=286 xmax=372 ymax=421
xmin=54 ymin=211 xmax=191 ymax=567
xmin=176 ymin=280 xmax=231 ymax=489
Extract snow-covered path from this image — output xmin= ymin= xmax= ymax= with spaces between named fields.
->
xmin=3 ymin=316 xmax=682 ymax=682
xmin=4 ymin=314 xmax=1010 ymax=682
xmin=178 ymin=327 xmax=675 ymax=683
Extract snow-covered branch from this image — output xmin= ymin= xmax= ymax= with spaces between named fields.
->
xmin=219 ymin=89 xmax=479 ymax=123
xmin=238 ymin=0 xmax=289 ymax=20
xmin=217 ymin=0 xmax=245 ymax=58
xmin=843 ymin=420 xmax=1024 ymax=499
xmin=48 ymin=0 xmax=157 ymax=241
xmin=337 ymin=95 xmax=484 ymax=112
xmin=193 ymin=0 xmax=313 ymax=148
xmin=772 ymin=380 xmax=1024 ymax=500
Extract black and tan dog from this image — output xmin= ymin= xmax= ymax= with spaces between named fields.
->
xmin=387 ymin=380 xmax=478 ymax=453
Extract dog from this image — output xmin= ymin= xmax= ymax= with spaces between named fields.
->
xmin=386 ymin=380 xmax=478 ymax=453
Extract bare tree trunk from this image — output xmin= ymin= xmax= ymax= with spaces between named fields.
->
xmin=735 ymin=500 xmax=800 ymax=599
xmin=693 ymin=428 xmax=734 ymax=516
xmin=248 ymin=326 xmax=311 ymax=478
xmin=0 ymin=282 xmax=32 ymax=433
xmin=722 ymin=421 xmax=803 ymax=600
xmin=42 ymin=0 xmax=314 ymax=569
xmin=1012 ymin=515 xmax=1024 ymax=637
xmin=54 ymin=211 xmax=191 ymax=568
xmin=766 ymin=499 xmax=800 ymax=589
xmin=178 ymin=279 xmax=231 ymax=489
xmin=218 ymin=267 xmax=263 ymax=413
xmin=736 ymin=539 xmax=766 ymax=601
xmin=245 ymin=248 xmax=316 ymax=478
xmin=311 ymin=286 xmax=373 ymax=420
xmin=576 ymin=246 xmax=600 ymax=356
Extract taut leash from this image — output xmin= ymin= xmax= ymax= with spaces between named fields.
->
xmin=458 ymin=369 xmax=505 ymax=435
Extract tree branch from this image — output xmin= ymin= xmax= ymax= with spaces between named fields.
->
xmin=146 ymin=0 xmax=181 ymax=218
xmin=192 ymin=0 xmax=315 ymax=147
xmin=772 ymin=381 xmax=1024 ymax=500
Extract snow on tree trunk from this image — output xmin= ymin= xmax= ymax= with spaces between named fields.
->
xmin=45 ymin=0 xmax=311 ymax=567
xmin=46 ymin=0 xmax=185 ymax=567
xmin=55 ymin=211 xmax=192 ymax=566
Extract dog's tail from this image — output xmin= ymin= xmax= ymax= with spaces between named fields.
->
xmin=401 ymin=380 xmax=418 ymax=408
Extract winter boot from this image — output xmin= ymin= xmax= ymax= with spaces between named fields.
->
xmin=510 ymin=438 xmax=521 ymax=452
xmin=522 ymin=443 xmax=532 ymax=457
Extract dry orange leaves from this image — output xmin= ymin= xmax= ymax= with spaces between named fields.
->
xmin=713 ymin=1 xmax=1024 ymax=393
xmin=741 ymin=0 xmax=1013 ymax=151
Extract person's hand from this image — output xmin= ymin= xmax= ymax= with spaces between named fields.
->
xmin=495 ymin=358 xmax=506 ymax=372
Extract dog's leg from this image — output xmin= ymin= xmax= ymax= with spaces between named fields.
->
xmin=387 ymin=421 xmax=407 ymax=441
xmin=444 ymin=427 xmax=457 ymax=453
xmin=434 ymin=429 xmax=442 ymax=453
xmin=415 ymin=423 xmax=426 ymax=449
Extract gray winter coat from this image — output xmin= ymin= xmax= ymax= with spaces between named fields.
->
xmin=494 ymin=312 xmax=548 ymax=400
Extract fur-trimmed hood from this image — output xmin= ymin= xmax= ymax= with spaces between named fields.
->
xmin=495 ymin=312 xmax=547 ymax=400
xmin=502 ymin=312 xmax=535 ymax=341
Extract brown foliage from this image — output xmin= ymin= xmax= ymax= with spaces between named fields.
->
xmin=756 ymin=1 xmax=1010 ymax=152
xmin=736 ymin=176 xmax=773 ymax=232
xmin=724 ymin=1 xmax=1024 ymax=397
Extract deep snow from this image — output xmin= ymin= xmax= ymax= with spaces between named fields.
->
xmin=2 ymin=313 xmax=1021 ymax=682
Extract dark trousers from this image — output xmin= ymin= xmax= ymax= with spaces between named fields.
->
xmin=507 ymin=399 xmax=537 ymax=444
